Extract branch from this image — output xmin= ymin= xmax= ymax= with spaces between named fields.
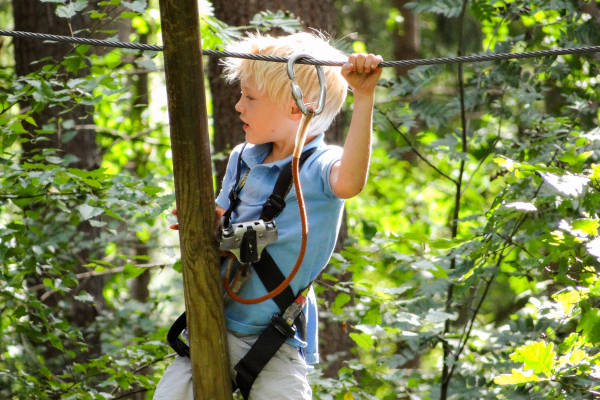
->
xmin=444 ymin=167 xmax=552 ymax=383
xmin=441 ymin=0 xmax=470 ymax=398
xmin=0 ymin=191 xmax=78 ymax=200
xmin=31 ymin=263 xmax=168 ymax=295
xmin=461 ymin=95 xmax=504 ymax=196
xmin=76 ymin=123 xmax=166 ymax=145
xmin=448 ymin=268 xmax=497 ymax=379
xmin=375 ymin=105 xmax=458 ymax=184
xmin=113 ymin=388 xmax=150 ymax=400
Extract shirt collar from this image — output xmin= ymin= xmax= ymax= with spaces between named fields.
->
xmin=240 ymin=133 xmax=324 ymax=170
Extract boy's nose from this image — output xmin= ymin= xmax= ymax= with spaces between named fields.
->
xmin=234 ymin=97 xmax=243 ymax=113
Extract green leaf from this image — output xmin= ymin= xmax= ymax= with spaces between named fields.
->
xmin=89 ymin=220 xmax=107 ymax=228
xmin=77 ymin=204 xmax=104 ymax=221
xmin=494 ymin=369 xmax=542 ymax=385
xmin=510 ymin=341 xmax=557 ymax=377
xmin=572 ymin=219 xmax=599 ymax=236
xmin=553 ymin=289 xmax=587 ymax=315
xmin=424 ymin=310 xmax=456 ymax=324
xmin=45 ymin=156 xmax=63 ymax=164
xmin=540 ymin=172 xmax=589 ymax=197
xmin=43 ymin=277 xmax=55 ymax=289
xmin=320 ymin=272 xmax=339 ymax=282
xmin=587 ymin=237 xmax=600 ymax=261
xmin=48 ymin=333 xmax=64 ymax=351
xmin=503 ymin=201 xmax=537 ymax=212
xmin=361 ymin=308 xmax=382 ymax=325
xmin=577 ymin=304 xmax=600 ymax=344
xmin=349 ymin=332 xmax=374 ymax=350
xmin=55 ymin=0 xmax=87 ymax=18
xmin=122 ymin=0 xmax=147 ymax=13
xmin=74 ymin=291 xmax=95 ymax=303
xmin=332 ymin=292 xmax=351 ymax=315
xmin=123 ymin=263 xmax=145 ymax=279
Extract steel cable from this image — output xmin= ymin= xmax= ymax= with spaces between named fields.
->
xmin=1 ymin=29 xmax=600 ymax=68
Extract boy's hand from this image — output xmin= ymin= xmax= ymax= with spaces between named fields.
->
xmin=169 ymin=209 xmax=179 ymax=230
xmin=341 ymin=53 xmax=383 ymax=97
xmin=169 ymin=207 xmax=227 ymax=230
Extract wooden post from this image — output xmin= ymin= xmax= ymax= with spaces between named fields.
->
xmin=158 ymin=1 xmax=233 ymax=398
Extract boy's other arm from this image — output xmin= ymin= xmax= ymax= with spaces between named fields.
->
xmin=330 ymin=53 xmax=383 ymax=199
xmin=169 ymin=206 xmax=227 ymax=230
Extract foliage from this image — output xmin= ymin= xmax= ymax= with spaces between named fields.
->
xmin=1 ymin=0 xmax=599 ymax=399
xmin=0 ymin=1 xmax=178 ymax=398
xmin=312 ymin=0 xmax=600 ymax=399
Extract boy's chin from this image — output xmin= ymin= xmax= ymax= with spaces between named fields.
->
xmin=244 ymin=135 xmax=268 ymax=145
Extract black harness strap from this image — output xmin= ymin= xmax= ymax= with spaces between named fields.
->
xmin=233 ymin=249 xmax=307 ymax=398
xmin=166 ymin=312 xmax=189 ymax=358
xmin=261 ymin=147 xmax=316 ymax=221
xmin=253 ymin=250 xmax=305 ymax=338
xmin=222 ymin=142 xmax=248 ymax=227
xmin=233 ymin=148 xmax=316 ymax=399
xmin=167 ymin=145 xmax=318 ymax=399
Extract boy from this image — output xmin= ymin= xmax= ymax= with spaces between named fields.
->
xmin=154 ymin=32 xmax=382 ymax=400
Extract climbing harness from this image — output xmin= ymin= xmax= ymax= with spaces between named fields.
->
xmin=2 ymin=29 xmax=600 ymax=68
xmin=168 ymin=54 xmax=326 ymax=399
xmin=221 ymin=53 xmax=325 ymax=305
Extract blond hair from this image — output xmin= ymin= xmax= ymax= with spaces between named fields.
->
xmin=222 ymin=32 xmax=348 ymax=137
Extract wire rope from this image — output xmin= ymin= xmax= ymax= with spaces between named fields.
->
xmin=1 ymin=29 xmax=600 ymax=68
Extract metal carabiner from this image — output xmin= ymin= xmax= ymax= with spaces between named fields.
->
xmin=286 ymin=53 xmax=327 ymax=116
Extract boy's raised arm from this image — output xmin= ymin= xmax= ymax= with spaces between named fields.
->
xmin=330 ymin=53 xmax=383 ymax=199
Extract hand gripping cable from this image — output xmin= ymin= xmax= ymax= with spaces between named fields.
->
xmin=223 ymin=54 xmax=327 ymax=305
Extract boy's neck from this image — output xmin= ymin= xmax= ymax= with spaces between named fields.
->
xmin=263 ymin=135 xmax=317 ymax=164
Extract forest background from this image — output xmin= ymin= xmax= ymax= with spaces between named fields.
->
xmin=1 ymin=0 xmax=600 ymax=399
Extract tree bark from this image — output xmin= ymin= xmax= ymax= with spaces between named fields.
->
xmin=13 ymin=0 xmax=105 ymax=361
xmin=393 ymin=0 xmax=420 ymax=78
xmin=393 ymin=0 xmax=421 ymax=163
xmin=159 ymin=0 xmax=232 ymax=397
xmin=13 ymin=1 xmax=100 ymax=170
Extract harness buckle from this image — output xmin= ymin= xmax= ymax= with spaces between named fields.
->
xmin=270 ymin=313 xmax=296 ymax=339
xmin=262 ymin=194 xmax=285 ymax=218
xmin=219 ymin=219 xmax=278 ymax=263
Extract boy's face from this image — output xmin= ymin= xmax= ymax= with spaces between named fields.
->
xmin=235 ymin=78 xmax=299 ymax=146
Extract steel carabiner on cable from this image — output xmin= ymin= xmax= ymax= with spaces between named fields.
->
xmin=286 ymin=53 xmax=327 ymax=116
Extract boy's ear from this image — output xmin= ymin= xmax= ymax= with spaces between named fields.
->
xmin=289 ymin=100 xmax=304 ymax=121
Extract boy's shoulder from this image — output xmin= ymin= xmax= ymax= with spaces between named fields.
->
xmin=307 ymin=142 xmax=343 ymax=165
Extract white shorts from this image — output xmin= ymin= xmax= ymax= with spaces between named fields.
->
xmin=153 ymin=331 xmax=312 ymax=400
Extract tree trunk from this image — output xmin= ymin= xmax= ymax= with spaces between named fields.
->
xmin=393 ymin=0 xmax=420 ymax=77
xmin=393 ymin=0 xmax=421 ymax=163
xmin=13 ymin=2 xmax=100 ymax=170
xmin=128 ymin=33 xmax=153 ymax=305
xmin=13 ymin=0 xmax=105 ymax=361
xmin=159 ymin=0 xmax=233 ymax=396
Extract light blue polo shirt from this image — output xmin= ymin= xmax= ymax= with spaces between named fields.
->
xmin=215 ymin=133 xmax=344 ymax=364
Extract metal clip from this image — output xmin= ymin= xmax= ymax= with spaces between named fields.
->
xmin=286 ymin=53 xmax=327 ymax=116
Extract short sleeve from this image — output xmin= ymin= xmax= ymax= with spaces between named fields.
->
xmin=315 ymin=145 xmax=343 ymax=199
